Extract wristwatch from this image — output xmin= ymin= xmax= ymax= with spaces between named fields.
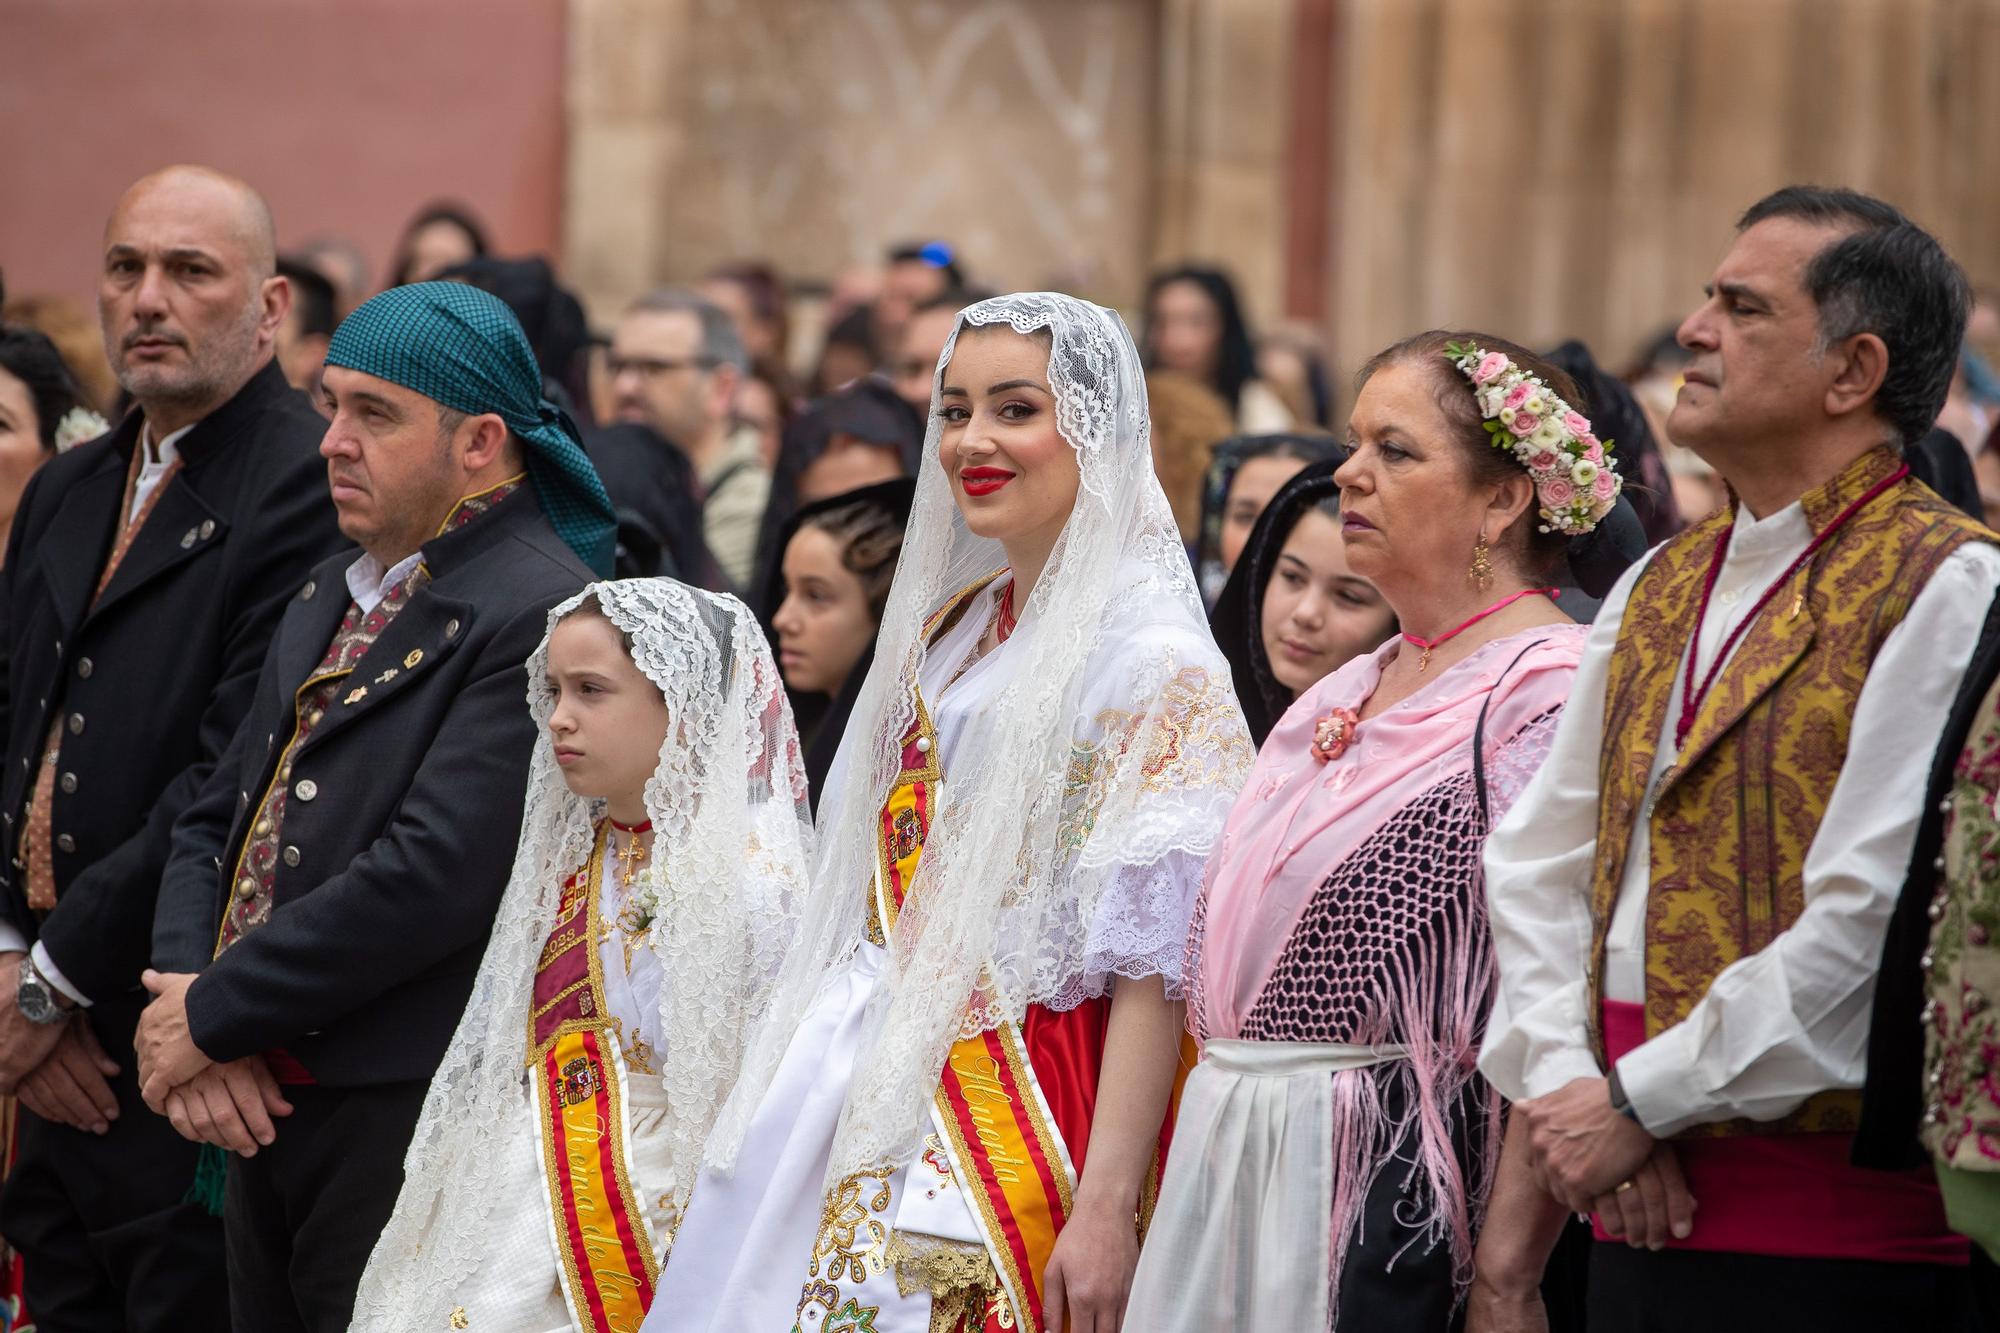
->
xmin=16 ymin=955 xmax=69 ymax=1026
xmin=1607 ymin=1067 xmax=1641 ymax=1123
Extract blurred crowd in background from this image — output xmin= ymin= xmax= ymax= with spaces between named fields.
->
xmin=7 ymin=195 xmax=2000 ymax=768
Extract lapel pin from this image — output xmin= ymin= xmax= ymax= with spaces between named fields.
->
xmin=343 ymin=686 xmax=368 ymax=706
xmin=404 ymin=649 xmax=424 ymax=670
xmin=374 ymin=667 xmax=400 ymax=685
xmin=179 ymin=529 xmax=198 ymax=549
xmin=199 ymin=519 xmax=216 ymax=540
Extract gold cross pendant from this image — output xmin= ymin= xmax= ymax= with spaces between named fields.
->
xmin=614 ymin=831 xmax=648 ymax=887
xmin=1417 ymin=646 xmax=1433 ymax=673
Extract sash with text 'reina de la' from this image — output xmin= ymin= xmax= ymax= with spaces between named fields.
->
xmin=874 ymin=691 xmax=1076 ymax=1333
xmin=530 ymin=823 xmax=660 ymax=1333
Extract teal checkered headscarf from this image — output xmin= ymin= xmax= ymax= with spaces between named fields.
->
xmin=325 ymin=282 xmax=616 ymax=575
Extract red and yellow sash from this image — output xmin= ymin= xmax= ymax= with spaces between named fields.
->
xmin=530 ymin=824 xmax=660 ymax=1333
xmin=873 ymin=683 xmax=1074 ymax=1333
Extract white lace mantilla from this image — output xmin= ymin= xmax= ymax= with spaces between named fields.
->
xmin=708 ymin=292 xmax=1252 ymax=1187
xmin=350 ymin=579 xmax=813 ymax=1332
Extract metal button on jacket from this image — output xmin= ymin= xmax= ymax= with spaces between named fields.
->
xmin=55 ymin=834 xmax=74 ymax=854
xmin=58 ymin=773 xmax=76 ymax=795
xmin=66 ymin=714 xmax=83 ymax=736
xmin=199 ymin=519 xmax=216 ymax=540
xmin=237 ymin=878 xmax=258 ymax=900
xmin=445 ymin=618 xmax=461 ymax=640
xmin=76 ymin=658 xmax=92 ymax=680
xmin=295 ymin=779 xmax=318 ymax=802
xmin=282 ymin=845 xmax=301 ymax=868
xmin=301 ymin=580 xmax=317 ymax=602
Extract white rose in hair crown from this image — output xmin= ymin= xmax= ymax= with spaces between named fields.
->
xmin=1446 ymin=340 xmax=1621 ymax=537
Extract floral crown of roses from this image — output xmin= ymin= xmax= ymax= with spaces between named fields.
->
xmin=1443 ymin=340 xmax=1622 ymax=537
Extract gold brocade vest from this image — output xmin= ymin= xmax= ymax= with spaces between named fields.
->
xmin=1588 ymin=445 xmax=1993 ymax=1138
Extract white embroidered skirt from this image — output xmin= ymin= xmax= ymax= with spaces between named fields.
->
xmin=1124 ymin=1038 xmax=1406 ymax=1333
xmin=645 ymin=941 xmax=948 ymax=1333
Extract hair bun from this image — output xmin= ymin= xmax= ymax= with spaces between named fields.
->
xmin=1566 ymin=495 xmax=1646 ymax=598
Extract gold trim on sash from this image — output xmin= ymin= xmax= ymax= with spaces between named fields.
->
xmin=529 ymin=824 xmax=661 ymax=1332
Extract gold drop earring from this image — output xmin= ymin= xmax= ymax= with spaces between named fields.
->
xmin=1470 ymin=530 xmax=1494 ymax=592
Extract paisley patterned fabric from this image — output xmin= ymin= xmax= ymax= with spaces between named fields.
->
xmin=1924 ymin=668 xmax=2000 ymax=1167
xmin=1589 ymin=446 xmax=1991 ymax=1138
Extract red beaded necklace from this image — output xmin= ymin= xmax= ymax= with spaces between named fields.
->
xmin=1671 ymin=463 xmax=1907 ymax=753
xmin=996 ymin=581 xmax=1019 ymax=644
xmin=1401 ymin=587 xmax=1559 ymax=673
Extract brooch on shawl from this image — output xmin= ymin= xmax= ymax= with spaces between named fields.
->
xmin=1309 ymin=707 xmax=1360 ymax=764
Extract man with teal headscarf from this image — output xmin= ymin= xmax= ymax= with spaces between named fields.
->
xmin=136 ymin=282 xmax=602 ymax=1332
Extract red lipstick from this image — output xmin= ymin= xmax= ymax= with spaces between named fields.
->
xmin=960 ymin=466 xmax=1016 ymax=497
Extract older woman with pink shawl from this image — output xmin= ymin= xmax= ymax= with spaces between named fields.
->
xmin=1127 ymin=331 xmax=1641 ymax=1332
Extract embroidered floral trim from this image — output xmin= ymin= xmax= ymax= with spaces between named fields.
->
xmin=1444 ymin=340 xmax=1622 ymax=536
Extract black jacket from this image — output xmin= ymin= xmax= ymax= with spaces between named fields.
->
xmin=152 ymin=488 xmax=591 ymax=1086
xmin=1856 ymin=589 xmax=2000 ymax=1169
xmin=0 ymin=358 xmax=342 ymax=1004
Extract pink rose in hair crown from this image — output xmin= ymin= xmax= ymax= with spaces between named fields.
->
xmin=1529 ymin=448 xmax=1563 ymax=474
xmin=1563 ymin=410 xmax=1592 ymax=437
xmin=1474 ymin=352 xmax=1511 ymax=385
xmin=1510 ymin=412 xmax=1541 ymax=437
xmin=1502 ymin=383 xmax=1530 ymax=412
xmin=1583 ymin=439 xmax=1604 ymax=463
xmin=1541 ymin=476 xmax=1577 ymax=508
xmin=1592 ymin=469 xmax=1618 ymax=502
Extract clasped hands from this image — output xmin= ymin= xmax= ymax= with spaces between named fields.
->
xmin=1516 ymin=1075 xmax=1696 ymax=1251
xmin=132 ymin=968 xmax=290 ymax=1157
xmin=0 ymin=952 xmax=118 ymax=1136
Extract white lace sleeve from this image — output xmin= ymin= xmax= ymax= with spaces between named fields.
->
xmin=1078 ymin=849 xmax=1207 ymax=999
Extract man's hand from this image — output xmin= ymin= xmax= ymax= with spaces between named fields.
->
xmin=1595 ymin=1141 xmax=1696 ymax=1249
xmin=0 ymin=952 xmax=69 ymax=1096
xmin=158 ymin=1057 xmax=292 ymax=1157
xmin=16 ymin=1016 xmax=120 ymax=1134
xmin=136 ymin=969 xmax=209 ymax=1110
xmin=1517 ymin=1076 xmax=1656 ymax=1212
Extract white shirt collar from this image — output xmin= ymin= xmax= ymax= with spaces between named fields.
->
xmin=344 ymin=549 xmax=425 ymax=615
xmin=1723 ymin=496 xmax=1812 ymax=561
xmin=139 ymin=420 xmax=194 ymax=472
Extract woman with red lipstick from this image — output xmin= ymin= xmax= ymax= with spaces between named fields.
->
xmin=1126 ymin=332 xmax=1641 ymax=1333
xmin=651 ymin=293 xmax=1250 ymax=1333
xmin=352 ymin=580 xmax=811 ymax=1333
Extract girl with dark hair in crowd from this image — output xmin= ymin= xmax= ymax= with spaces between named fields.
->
xmin=1209 ymin=455 xmax=1396 ymax=745
xmin=1144 ymin=264 xmax=1295 ymax=432
xmin=1195 ymin=430 xmax=1346 ymax=604
xmin=386 ymin=201 xmax=490 ymax=287
xmin=765 ymin=477 xmax=916 ymax=807
xmin=747 ymin=376 xmax=923 ymax=601
xmin=0 ymin=324 xmax=105 ymax=560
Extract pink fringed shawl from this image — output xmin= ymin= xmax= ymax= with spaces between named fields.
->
xmin=1186 ymin=624 xmax=1585 ymax=1311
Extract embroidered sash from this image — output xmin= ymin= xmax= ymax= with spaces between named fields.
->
xmin=872 ymin=677 xmax=1074 ymax=1333
xmin=530 ymin=823 xmax=660 ymax=1333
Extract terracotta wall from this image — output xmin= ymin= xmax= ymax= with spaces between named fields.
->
xmin=0 ymin=0 xmax=566 ymax=313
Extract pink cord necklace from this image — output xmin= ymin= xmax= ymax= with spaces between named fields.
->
xmin=1401 ymin=587 xmax=1559 ymax=673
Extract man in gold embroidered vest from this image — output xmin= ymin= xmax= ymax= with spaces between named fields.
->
xmin=1476 ymin=185 xmax=2000 ymax=1332
xmin=129 ymin=282 xmax=611 ymax=1333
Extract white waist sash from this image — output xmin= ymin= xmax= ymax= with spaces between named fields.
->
xmin=1200 ymin=1037 xmax=1406 ymax=1078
